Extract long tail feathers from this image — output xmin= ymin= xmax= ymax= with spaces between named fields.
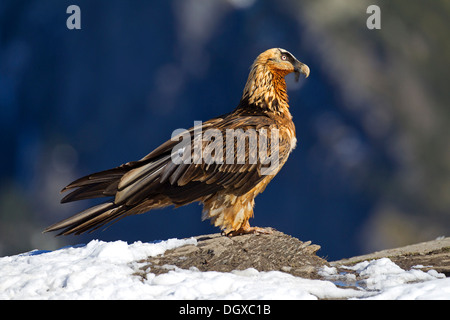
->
xmin=60 ymin=167 xmax=127 ymax=199
xmin=46 ymin=158 xmax=167 ymax=235
xmin=43 ymin=202 xmax=128 ymax=236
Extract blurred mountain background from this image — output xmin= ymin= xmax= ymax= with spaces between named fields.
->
xmin=0 ymin=0 xmax=449 ymax=260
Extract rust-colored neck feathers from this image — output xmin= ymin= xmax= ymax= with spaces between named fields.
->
xmin=239 ymin=53 xmax=291 ymax=117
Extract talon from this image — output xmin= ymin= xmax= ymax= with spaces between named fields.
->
xmin=226 ymin=223 xmax=273 ymax=237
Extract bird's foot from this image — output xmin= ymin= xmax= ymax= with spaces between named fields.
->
xmin=225 ymin=224 xmax=273 ymax=237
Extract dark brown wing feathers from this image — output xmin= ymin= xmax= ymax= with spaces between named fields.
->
xmin=45 ymin=115 xmax=283 ymax=235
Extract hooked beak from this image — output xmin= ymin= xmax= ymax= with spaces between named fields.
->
xmin=294 ymin=61 xmax=310 ymax=82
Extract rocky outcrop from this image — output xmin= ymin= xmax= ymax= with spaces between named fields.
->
xmin=135 ymin=229 xmax=450 ymax=281
xmin=136 ymin=228 xmax=327 ymax=279
xmin=332 ymin=237 xmax=450 ymax=276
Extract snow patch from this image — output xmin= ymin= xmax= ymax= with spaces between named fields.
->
xmin=0 ymin=239 xmax=448 ymax=300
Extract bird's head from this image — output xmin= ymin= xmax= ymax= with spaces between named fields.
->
xmin=241 ymin=48 xmax=309 ymax=111
xmin=258 ymin=48 xmax=310 ymax=81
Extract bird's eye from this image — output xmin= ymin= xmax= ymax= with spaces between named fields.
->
xmin=281 ymin=55 xmax=287 ymax=61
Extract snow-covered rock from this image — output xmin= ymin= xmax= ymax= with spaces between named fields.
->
xmin=0 ymin=239 xmax=448 ymax=300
